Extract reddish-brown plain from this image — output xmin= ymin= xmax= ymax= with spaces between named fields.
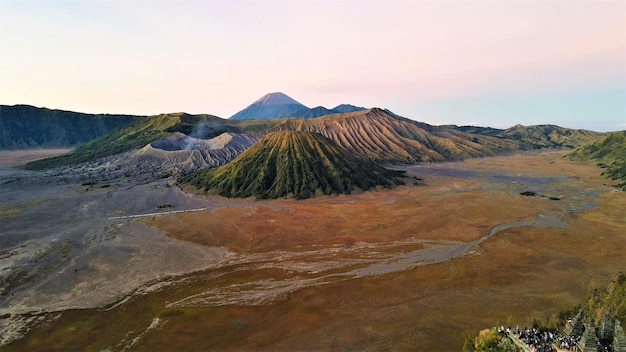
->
xmin=8 ymin=151 xmax=625 ymax=351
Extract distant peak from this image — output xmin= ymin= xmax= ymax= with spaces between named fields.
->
xmin=332 ymin=104 xmax=366 ymax=113
xmin=230 ymin=92 xmax=309 ymax=120
xmin=253 ymin=92 xmax=305 ymax=107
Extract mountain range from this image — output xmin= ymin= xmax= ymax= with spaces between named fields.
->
xmin=3 ymin=93 xmax=614 ymax=198
xmin=229 ymin=92 xmax=365 ymax=120
xmin=25 ymin=108 xmax=524 ymax=171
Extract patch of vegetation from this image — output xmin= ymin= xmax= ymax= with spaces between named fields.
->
xmin=568 ymin=131 xmax=626 ymax=190
xmin=0 ymin=198 xmax=50 ymax=219
xmin=584 ymin=272 xmax=626 ymax=324
xmin=0 ymin=269 xmax=37 ymax=298
xmin=180 ymin=131 xmax=406 ymax=199
xmin=25 ymin=114 xmax=184 ymax=170
xmin=411 ymin=176 xmax=423 ymax=186
xmin=499 ymin=124 xmax=604 ymax=149
xmin=606 ymin=161 xmax=626 ymax=189
xmin=51 ymin=241 xmax=73 ymax=259
xmin=569 ymin=131 xmax=625 ymax=161
xmin=520 ymin=191 xmax=537 ymax=197
xmin=463 ymin=329 xmax=516 ymax=352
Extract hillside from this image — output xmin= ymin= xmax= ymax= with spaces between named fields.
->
xmin=445 ymin=123 xmax=604 ymax=149
xmin=0 ymin=105 xmax=139 ymax=149
xmin=499 ymin=124 xmax=603 ymax=149
xmin=567 ymin=131 xmax=626 ymax=189
xmin=25 ymin=113 xmax=186 ymax=170
xmin=581 ymin=272 xmax=626 ymax=326
xmin=567 ymin=130 xmax=625 ymax=162
xmin=179 ymin=131 xmax=405 ymax=199
xmin=269 ymin=108 xmax=521 ymax=163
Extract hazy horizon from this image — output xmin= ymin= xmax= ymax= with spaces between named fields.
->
xmin=1 ymin=1 xmax=624 ymax=132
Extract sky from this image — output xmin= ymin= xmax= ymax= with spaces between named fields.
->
xmin=1 ymin=0 xmax=624 ymax=132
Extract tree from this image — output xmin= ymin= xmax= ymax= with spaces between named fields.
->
xmin=468 ymin=329 xmax=516 ymax=352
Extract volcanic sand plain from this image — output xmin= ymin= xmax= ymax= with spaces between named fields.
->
xmin=0 ymin=149 xmax=72 ymax=168
xmin=2 ymin=151 xmax=625 ymax=351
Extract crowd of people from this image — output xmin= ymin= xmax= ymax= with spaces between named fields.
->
xmin=554 ymin=334 xmax=582 ymax=350
xmin=503 ymin=326 xmax=557 ymax=352
xmin=496 ymin=326 xmax=581 ymax=351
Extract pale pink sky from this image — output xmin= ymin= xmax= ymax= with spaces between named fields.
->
xmin=1 ymin=1 xmax=624 ymax=131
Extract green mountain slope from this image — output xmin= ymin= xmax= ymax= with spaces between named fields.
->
xmin=567 ymin=131 xmax=626 ymax=189
xmin=500 ymin=124 xmax=604 ymax=149
xmin=0 ymin=104 xmax=139 ymax=149
xmin=25 ymin=113 xmax=186 ymax=170
xmin=582 ymin=272 xmax=626 ymax=326
xmin=445 ymin=123 xmax=604 ymax=149
xmin=179 ymin=131 xmax=405 ymax=199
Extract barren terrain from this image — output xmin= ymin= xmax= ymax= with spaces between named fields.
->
xmin=0 ymin=149 xmax=72 ymax=168
xmin=1 ymin=150 xmax=624 ymax=351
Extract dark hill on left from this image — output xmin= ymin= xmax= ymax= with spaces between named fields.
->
xmin=0 ymin=105 xmax=140 ymax=149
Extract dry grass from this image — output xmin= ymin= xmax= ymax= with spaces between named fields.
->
xmin=7 ymin=151 xmax=625 ymax=351
xmin=147 ymin=173 xmax=559 ymax=253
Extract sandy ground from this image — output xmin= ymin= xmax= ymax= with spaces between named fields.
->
xmin=0 ymin=152 xmax=239 ymax=345
xmin=0 ymin=149 xmax=72 ymax=168
xmin=1 ymin=150 xmax=624 ymax=351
